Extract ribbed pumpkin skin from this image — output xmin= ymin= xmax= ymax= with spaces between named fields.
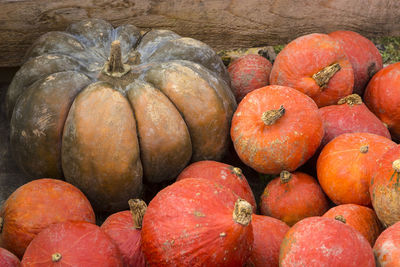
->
xmin=6 ymin=19 xmax=236 ymax=213
xmin=21 ymin=221 xmax=123 ymax=266
xmin=317 ymin=132 xmax=396 ymax=206
xmin=279 ymin=217 xmax=375 ymax=267
xmin=231 ymin=85 xmax=323 ymax=174
xmin=364 ymin=62 xmax=400 ymax=141
xmin=101 ymin=211 xmax=145 ymax=267
xmin=319 ymin=95 xmax=391 ymax=148
xmin=260 ymin=172 xmax=329 ymax=226
xmin=269 ymin=33 xmax=354 ymax=107
xmin=0 ymin=248 xmax=20 ymax=267
xmin=370 ymin=145 xmax=400 ymax=227
xmin=246 ymin=215 xmax=289 ymax=267
xmin=323 ymin=204 xmax=382 ymax=246
xmin=373 ymin=221 xmax=400 ymax=266
xmin=141 ymin=178 xmax=253 ymax=267
xmin=0 ymin=179 xmax=95 ymax=258
xmin=328 ymin=31 xmax=383 ymax=96
xmin=176 ymin=160 xmax=256 ymax=210
xmin=228 ymin=54 xmax=272 ymax=102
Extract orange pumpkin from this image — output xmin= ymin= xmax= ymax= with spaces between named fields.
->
xmin=270 ymin=33 xmax=354 ymax=107
xmin=260 ymin=171 xmax=329 ymax=226
xmin=323 ymin=204 xmax=382 ymax=246
xmin=317 ymin=132 xmax=396 ymax=206
xmin=364 ymin=62 xmax=400 ymax=141
xmin=231 ymin=85 xmax=323 ymax=174
xmin=374 ymin=221 xmax=400 ymax=266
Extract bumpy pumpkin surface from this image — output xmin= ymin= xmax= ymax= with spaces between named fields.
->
xmin=6 ymin=19 xmax=236 ymax=212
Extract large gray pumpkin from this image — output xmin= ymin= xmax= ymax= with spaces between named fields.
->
xmin=6 ymin=19 xmax=236 ymax=212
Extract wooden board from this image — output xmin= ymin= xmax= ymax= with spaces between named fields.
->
xmin=0 ymin=0 xmax=399 ymax=67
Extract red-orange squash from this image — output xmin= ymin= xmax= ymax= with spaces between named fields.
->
xmin=319 ymin=94 xmax=391 ymax=148
xmin=323 ymin=204 xmax=382 ymax=246
xmin=370 ymin=145 xmax=400 ymax=227
xmin=364 ymin=62 xmax=400 ymax=141
xmin=176 ymin=160 xmax=256 ymax=210
xmin=0 ymin=248 xmax=20 ymax=267
xmin=328 ymin=30 xmax=383 ymax=96
xmin=246 ymin=214 xmax=289 ymax=267
xmin=21 ymin=221 xmax=123 ymax=266
xmin=141 ymin=178 xmax=253 ymax=266
xmin=231 ymin=85 xmax=323 ymax=174
xmin=317 ymin=132 xmax=396 ymax=206
xmin=279 ymin=217 xmax=375 ymax=266
xmin=373 ymin=221 xmax=400 ymax=266
xmin=228 ymin=54 xmax=272 ymax=102
xmin=270 ymin=33 xmax=354 ymax=107
xmin=0 ymin=179 xmax=95 ymax=258
xmin=260 ymin=171 xmax=329 ymax=226
xmin=101 ymin=199 xmax=147 ymax=267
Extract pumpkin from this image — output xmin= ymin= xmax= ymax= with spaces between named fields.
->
xmin=231 ymin=85 xmax=323 ymax=174
xmin=21 ymin=221 xmax=123 ymax=266
xmin=101 ymin=199 xmax=147 ymax=267
xmin=228 ymin=54 xmax=272 ymax=102
xmin=370 ymin=145 xmax=400 ymax=227
xmin=328 ymin=30 xmax=383 ymax=96
xmin=246 ymin=214 xmax=289 ymax=267
xmin=364 ymin=62 xmax=400 ymax=141
xmin=260 ymin=171 xmax=329 ymax=226
xmin=269 ymin=33 xmax=354 ymax=107
xmin=176 ymin=160 xmax=256 ymax=210
xmin=373 ymin=221 xmax=400 ymax=266
xmin=319 ymin=94 xmax=391 ymax=148
xmin=279 ymin=217 xmax=375 ymax=266
xmin=0 ymin=248 xmax=20 ymax=267
xmin=6 ymin=19 xmax=236 ymax=213
xmin=0 ymin=178 xmax=95 ymax=258
xmin=317 ymin=132 xmax=396 ymax=206
xmin=323 ymin=204 xmax=382 ymax=246
xmin=141 ymin=178 xmax=253 ymax=266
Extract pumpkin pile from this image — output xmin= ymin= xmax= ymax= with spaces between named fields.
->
xmin=1 ymin=18 xmax=400 ymax=266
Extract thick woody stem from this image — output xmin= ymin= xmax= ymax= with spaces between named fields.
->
xmin=312 ymin=63 xmax=341 ymax=88
xmin=128 ymin=199 xmax=147 ymax=229
xmin=103 ymin=40 xmax=131 ymax=77
xmin=261 ymin=105 xmax=285 ymax=125
xmin=360 ymin=145 xmax=369 ymax=154
xmin=280 ymin=171 xmax=292 ymax=183
xmin=337 ymin=94 xmax=363 ymax=106
xmin=52 ymin=253 xmax=62 ymax=262
xmin=233 ymin=199 xmax=252 ymax=226
xmin=393 ymin=159 xmax=400 ymax=173
xmin=335 ymin=215 xmax=346 ymax=223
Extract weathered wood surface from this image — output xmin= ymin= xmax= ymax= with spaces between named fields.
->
xmin=0 ymin=0 xmax=399 ymax=67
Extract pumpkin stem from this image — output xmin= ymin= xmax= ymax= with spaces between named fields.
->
xmin=128 ymin=199 xmax=147 ymax=229
xmin=233 ymin=198 xmax=252 ymax=226
xmin=232 ymin=167 xmax=243 ymax=177
xmin=280 ymin=171 xmax=292 ymax=183
xmin=393 ymin=159 xmax=400 ymax=173
xmin=52 ymin=253 xmax=62 ymax=262
xmin=261 ymin=105 xmax=285 ymax=126
xmin=360 ymin=145 xmax=369 ymax=154
xmin=312 ymin=63 xmax=341 ymax=88
xmin=337 ymin=94 xmax=363 ymax=106
xmin=103 ymin=40 xmax=131 ymax=77
xmin=334 ymin=215 xmax=346 ymax=223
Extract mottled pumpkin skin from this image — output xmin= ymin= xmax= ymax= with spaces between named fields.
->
xmin=101 ymin=211 xmax=145 ymax=267
xmin=21 ymin=221 xmax=123 ymax=266
xmin=260 ymin=172 xmax=329 ymax=226
xmin=270 ymin=33 xmax=354 ymax=107
xmin=364 ymin=62 xmax=400 ymax=141
xmin=228 ymin=54 xmax=272 ymax=102
xmin=279 ymin=217 xmax=374 ymax=267
xmin=176 ymin=160 xmax=256 ymax=210
xmin=317 ymin=133 xmax=396 ymax=206
xmin=141 ymin=178 xmax=253 ymax=267
xmin=328 ymin=31 xmax=383 ymax=96
xmin=6 ymin=19 xmax=236 ymax=213
xmin=373 ymin=221 xmax=400 ymax=266
xmin=319 ymin=95 xmax=391 ymax=148
xmin=231 ymin=85 xmax=323 ymax=174
xmin=370 ymin=145 xmax=400 ymax=227
xmin=0 ymin=248 xmax=20 ymax=267
xmin=246 ymin=215 xmax=289 ymax=267
xmin=323 ymin=204 xmax=382 ymax=246
xmin=0 ymin=179 xmax=95 ymax=258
